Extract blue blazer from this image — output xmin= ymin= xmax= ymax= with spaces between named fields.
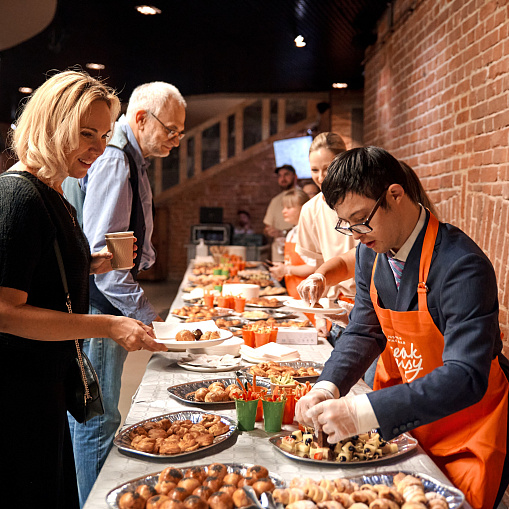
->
xmin=319 ymin=211 xmax=507 ymax=440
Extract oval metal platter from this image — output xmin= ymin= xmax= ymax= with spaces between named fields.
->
xmin=238 ymin=360 xmax=323 ymax=383
xmin=167 ymin=377 xmax=271 ymax=407
xmin=113 ymin=410 xmax=237 ymax=460
xmin=106 ymin=462 xmax=286 ymax=509
xmin=269 ymin=432 xmax=418 ymax=466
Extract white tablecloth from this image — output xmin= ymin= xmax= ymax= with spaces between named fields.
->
xmin=84 ymin=264 xmax=471 ymax=508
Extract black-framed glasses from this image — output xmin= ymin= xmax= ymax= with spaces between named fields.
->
xmin=335 ymin=188 xmax=389 ymax=236
xmin=150 ymin=112 xmax=185 ymax=140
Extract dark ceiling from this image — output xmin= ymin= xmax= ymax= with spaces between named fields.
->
xmin=0 ymin=0 xmax=388 ymax=124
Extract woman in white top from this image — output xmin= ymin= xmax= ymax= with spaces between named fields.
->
xmin=295 ymin=132 xmax=357 ymax=344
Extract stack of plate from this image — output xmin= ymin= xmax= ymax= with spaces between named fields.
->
xmin=239 ymin=343 xmax=300 ymax=363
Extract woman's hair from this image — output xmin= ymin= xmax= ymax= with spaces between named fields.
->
xmin=126 ymin=81 xmax=186 ymax=119
xmin=309 ymin=132 xmax=347 ymax=157
xmin=11 ymin=70 xmax=120 ymax=186
xmin=322 ymin=146 xmax=434 ymax=213
xmin=282 ymin=188 xmax=310 ymax=208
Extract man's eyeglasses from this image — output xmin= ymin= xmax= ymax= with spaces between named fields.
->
xmin=335 ymin=188 xmax=388 ymax=236
xmin=150 ymin=112 xmax=185 ymax=140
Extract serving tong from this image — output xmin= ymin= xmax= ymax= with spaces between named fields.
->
xmin=242 ymin=486 xmax=284 ymax=509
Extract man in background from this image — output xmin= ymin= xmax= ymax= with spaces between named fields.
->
xmin=263 ymin=164 xmax=298 ymax=261
xmin=63 ymin=81 xmax=186 ymax=507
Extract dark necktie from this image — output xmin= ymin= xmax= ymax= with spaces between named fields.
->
xmin=387 ymin=253 xmax=405 ymax=289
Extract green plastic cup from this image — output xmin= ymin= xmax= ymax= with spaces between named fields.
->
xmin=262 ymin=399 xmax=286 ymax=432
xmin=235 ymin=398 xmax=259 ymax=431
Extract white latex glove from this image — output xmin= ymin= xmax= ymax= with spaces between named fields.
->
xmin=297 ymin=273 xmax=327 ymax=307
xmin=306 ymin=396 xmax=363 ymax=444
xmin=295 ymin=388 xmax=334 ymax=429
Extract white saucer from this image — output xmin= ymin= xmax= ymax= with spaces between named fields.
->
xmin=283 ymin=297 xmax=347 ymax=315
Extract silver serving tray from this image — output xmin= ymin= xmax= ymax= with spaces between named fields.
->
xmin=245 ymin=301 xmax=286 ymax=309
xmin=171 ymin=307 xmax=234 ymax=320
xmin=213 ymin=316 xmax=247 ymax=328
xmin=106 ymin=462 xmax=286 ymax=509
xmin=167 ymin=377 xmax=271 ymax=406
xmin=269 ymin=432 xmax=418 ymax=466
xmin=241 ymin=310 xmax=294 ymax=320
xmin=341 ymin=471 xmax=464 ymax=508
xmin=238 ymin=360 xmax=323 ymax=383
xmin=113 ymin=410 xmax=237 ymax=459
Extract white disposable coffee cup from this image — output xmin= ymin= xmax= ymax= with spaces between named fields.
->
xmin=105 ymin=231 xmax=134 ymax=270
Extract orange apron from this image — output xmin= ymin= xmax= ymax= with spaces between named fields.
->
xmin=283 ymin=242 xmax=321 ymax=327
xmin=283 ymin=241 xmax=306 ymax=299
xmin=370 ymin=214 xmax=508 ymax=509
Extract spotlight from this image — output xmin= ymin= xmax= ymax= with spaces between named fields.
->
xmin=135 ymin=5 xmax=161 ymax=15
xmin=332 ymin=83 xmax=348 ymax=89
xmin=294 ymin=35 xmax=306 ymax=47
xmin=86 ymin=63 xmax=105 ymax=70
xmin=18 ymin=87 xmax=33 ymax=94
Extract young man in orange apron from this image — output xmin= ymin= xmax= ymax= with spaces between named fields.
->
xmin=295 ymin=147 xmax=509 ymax=509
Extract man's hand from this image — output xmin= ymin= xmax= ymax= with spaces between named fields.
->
xmin=297 ymin=273 xmax=327 ymax=307
xmin=264 ymin=225 xmax=283 ymax=239
xmin=295 ymin=388 xmax=333 ymax=429
xmin=306 ymin=397 xmax=363 ymax=443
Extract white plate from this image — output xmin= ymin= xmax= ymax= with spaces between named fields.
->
xmin=283 ymin=297 xmax=348 ymax=315
xmin=177 ymin=358 xmax=243 ymax=372
xmin=154 ymin=329 xmax=232 ymax=350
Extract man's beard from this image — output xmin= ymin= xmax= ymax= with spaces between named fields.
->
xmin=281 ymin=182 xmax=294 ymax=191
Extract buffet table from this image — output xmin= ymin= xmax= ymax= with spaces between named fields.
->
xmin=84 ymin=263 xmax=471 ymax=508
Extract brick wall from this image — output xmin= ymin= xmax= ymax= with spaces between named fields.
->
xmin=363 ymin=0 xmax=509 ymax=346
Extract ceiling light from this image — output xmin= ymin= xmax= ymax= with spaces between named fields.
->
xmin=332 ymin=83 xmax=348 ymax=89
xmin=10 ymin=123 xmax=16 ymax=130
xmin=294 ymin=35 xmax=306 ymax=48
xmin=18 ymin=87 xmax=33 ymax=94
xmin=135 ymin=5 xmax=161 ymax=15
xmin=86 ymin=63 xmax=105 ymax=70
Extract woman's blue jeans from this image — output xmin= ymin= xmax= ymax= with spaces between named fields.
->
xmin=67 ymin=306 xmax=128 ymax=508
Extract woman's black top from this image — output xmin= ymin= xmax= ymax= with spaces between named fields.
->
xmin=0 ymin=170 xmax=90 ymax=351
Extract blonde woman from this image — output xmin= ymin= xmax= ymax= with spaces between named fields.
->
xmin=0 ymin=71 xmax=165 ymax=508
xmin=269 ymin=188 xmax=317 ymax=297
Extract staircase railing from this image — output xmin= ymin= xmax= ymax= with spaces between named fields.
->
xmin=151 ymin=94 xmax=327 ymax=199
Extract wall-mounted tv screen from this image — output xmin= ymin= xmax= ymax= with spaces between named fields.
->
xmin=273 ymin=136 xmax=313 ymax=179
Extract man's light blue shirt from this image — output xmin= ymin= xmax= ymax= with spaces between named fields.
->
xmin=80 ymin=115 xmax=158 ymax=324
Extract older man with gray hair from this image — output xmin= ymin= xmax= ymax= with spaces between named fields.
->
xmin=63 ymin=81 xmax=186 ymax=507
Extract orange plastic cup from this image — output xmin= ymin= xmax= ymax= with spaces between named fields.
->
xmin=234 ymin=297 xmax=246 ymax=313
xmin=217 ymin=296 xmax=228 ymax=308
xmin=242 ymin=328 xmax=255 ymax=348
xmin=254 ymin=331 xmax=270 ymax=347
xmin=255 ymin=398 xmax=264 ymax=421
xmin=269 ymin=327 xmax=278 ymax=343
xmin=282 ymin=390 xmax=296 ymax=424
xmin=203 ymin=294 xmax=214 ymax=308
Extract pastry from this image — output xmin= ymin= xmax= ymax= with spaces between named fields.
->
xmin=182 ymin=495 xmax=208 ymax=509
xmin=175 ymin=330 xmax=196 ymax=342
xmin=118 ymin=492 xmax=145 ymax=509
xmin=208 ymin=491 xmax=234 ymax=509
